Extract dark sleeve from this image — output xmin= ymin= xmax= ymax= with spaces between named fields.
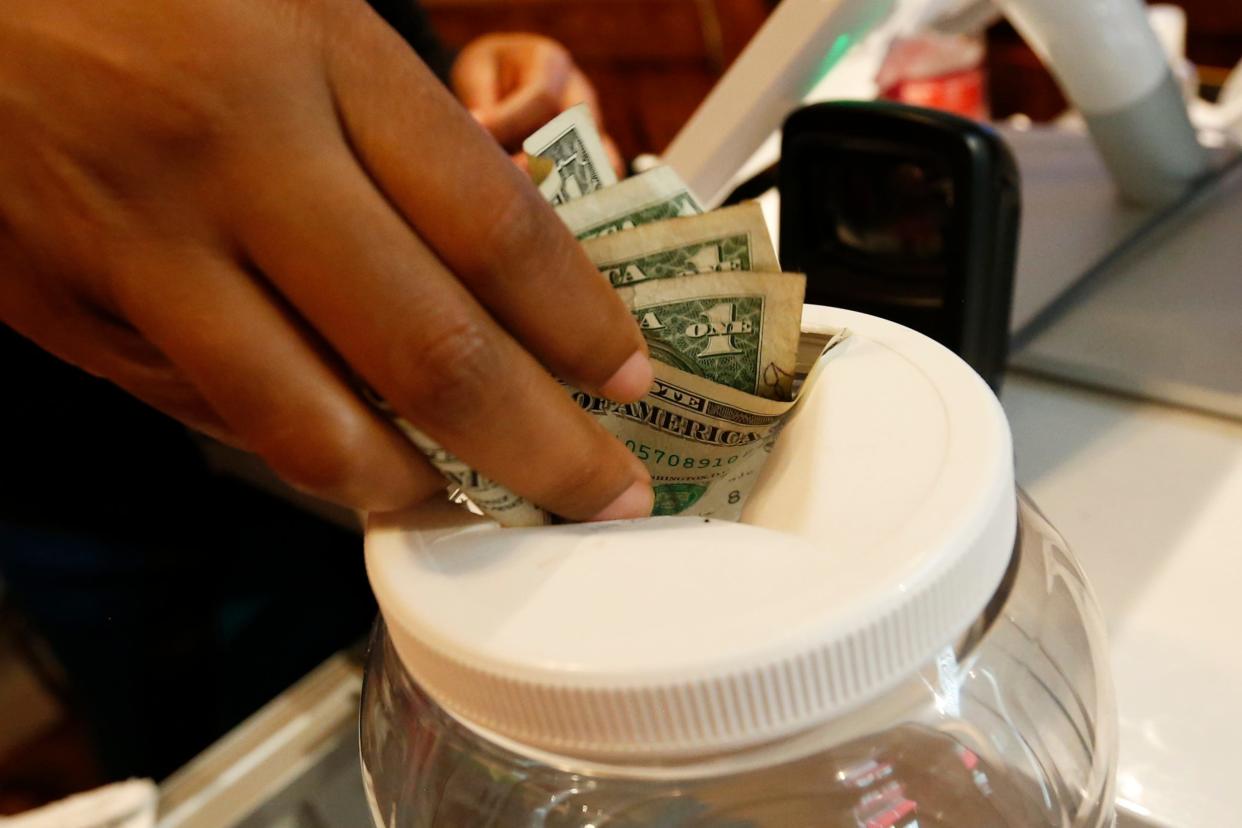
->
xmin=366 ymin=0 xmax=455 ymax=84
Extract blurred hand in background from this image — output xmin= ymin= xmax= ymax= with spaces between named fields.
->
xmin=452 ymin=33 xmax=625 ymax=175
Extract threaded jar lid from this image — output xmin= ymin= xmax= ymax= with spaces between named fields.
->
xmin=366 ymin=305 xmax=1015 ymax=759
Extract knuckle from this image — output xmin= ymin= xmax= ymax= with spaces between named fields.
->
xmin=129 ymin=83 xmax=228 ymax=153
xmin=477 ymin=193 xmax=561 ymax=279
xmin=87 ymin=49 xmax=234 ymax=155
xmin=475 ymin=33 xmax=506 ymax=51
xmin=90 ymin=11 xmax=315 ymax=159
xmin=393 ymin=318 xmax=498 ymax=426
xmin=452 ymin=38 xmax=486 ymax=70
xmin=542 ymin=41 xmax=572 ymax=71
xmin=531 ymin=86 xmax=562 ymax=120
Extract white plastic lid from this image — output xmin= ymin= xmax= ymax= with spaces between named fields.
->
xmin=366 ymin=305 xmax=1016 ymax=759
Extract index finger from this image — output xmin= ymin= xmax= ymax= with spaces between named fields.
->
xmin=324 ymin=7 xmax=651 ymax=403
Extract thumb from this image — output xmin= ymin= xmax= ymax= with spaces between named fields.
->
xmin=477 ymin=74 xmax=568 ymax=150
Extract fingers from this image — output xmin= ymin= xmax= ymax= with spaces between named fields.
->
xmin=451 ymin=39 xmax=502 ymax=113
xmin=453 ymin=34 xmax=573 ymax=151
xmin=454 ymin=35 xmax=624 ymax=176
xmin=0 ymin=271 xmax=239 ymax=445
xmin=227 ymin=137 xmax=651 ymax=521
xmin=111 ymin=245 xmax=445 ymax=512
xmin=476 ymin=57 xmax=572 ymax=151
xmin=324 ymin=15 xmax=652 ymax=405
xmin=66 ymin=323 xmax=242 ymax=448
xmin=472 ymin=69 xmax=567 ymax=152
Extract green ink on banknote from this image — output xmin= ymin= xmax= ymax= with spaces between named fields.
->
xmin=603 ymin=233 xmax=754 ymax=287
xmin=577 ymin=193 xmax=703 ymax=240
xmin=652 ymin=483 xmax=708 ymax=516
xmin=636 ymin=296 xmax=765 ymax=394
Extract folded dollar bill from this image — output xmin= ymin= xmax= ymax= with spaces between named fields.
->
xmin=584 ymin=202 xmax=779 ymax=289
xmin=381 ymin=106 xmax=848 ymax=527
xmin=380 ymin=330 xmax=848 ymax=527
xmin=555 ymin=166 xmax=703 ymax=239
xmin=523 ymin=103 xmax=617 ymax=205
xmin=391 ymin=265 xmax=816 ymax=526
xmin=618 ymin=270 xmax=804 ymax=400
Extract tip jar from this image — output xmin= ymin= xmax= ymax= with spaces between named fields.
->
xmin=360 ymin=307 xmax=1118 ymax=827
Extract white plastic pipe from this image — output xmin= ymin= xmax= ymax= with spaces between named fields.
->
xmin=995 ymin=0 xmax=1209 ymax=204
xmin=997 ymin=0 xmax=1164 ymax=115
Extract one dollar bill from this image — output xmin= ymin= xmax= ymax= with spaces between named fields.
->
xmin=397 ymin=332 xmax=849 ymax=527
xmin=555 ymin=166 xmax=703 ymax=239
xmin=584 ymin=202 xmax=780 ymax=288
xmin=617 ymin=270 xmax=805 ymax=401
xmin=522 ymin=103 xmax=617 ymax=205
xmin=391 ymin=109 xmax=825 ymax=527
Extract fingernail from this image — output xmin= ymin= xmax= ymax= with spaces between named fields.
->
xmin=599 ymin=351 xmax=653 ymax=402
xmin=588 ymin=479 xmax=654 ymax=522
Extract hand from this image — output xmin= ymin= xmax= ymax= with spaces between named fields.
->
xmin=452 ymin=33 xmax=624 ymax=175
xmin=0 ymin=0 xmax=653 ymax=520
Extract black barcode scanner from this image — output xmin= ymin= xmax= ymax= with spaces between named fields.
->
xmin=778 ymin=101 xmax=1020 ymax=390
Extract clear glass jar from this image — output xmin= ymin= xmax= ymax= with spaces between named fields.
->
xmin=359 ymin=493 xmax=1117 ymax=827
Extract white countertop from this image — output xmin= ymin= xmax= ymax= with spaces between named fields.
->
xmin=1002 ymin=373 xmax=1242 ymax=828
xmin=197 ymin=365 xmax=1238 ymax=827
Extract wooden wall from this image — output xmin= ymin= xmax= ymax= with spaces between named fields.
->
xmin=423 ymin=0 xmax=772 ymax=160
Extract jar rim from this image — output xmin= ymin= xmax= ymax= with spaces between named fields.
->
xmin=366 ymin=306 xmax=1017 ymax=759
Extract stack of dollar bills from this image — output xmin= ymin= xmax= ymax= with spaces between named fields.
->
xmin=385 ymin=104 xmax=846 ymax=526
